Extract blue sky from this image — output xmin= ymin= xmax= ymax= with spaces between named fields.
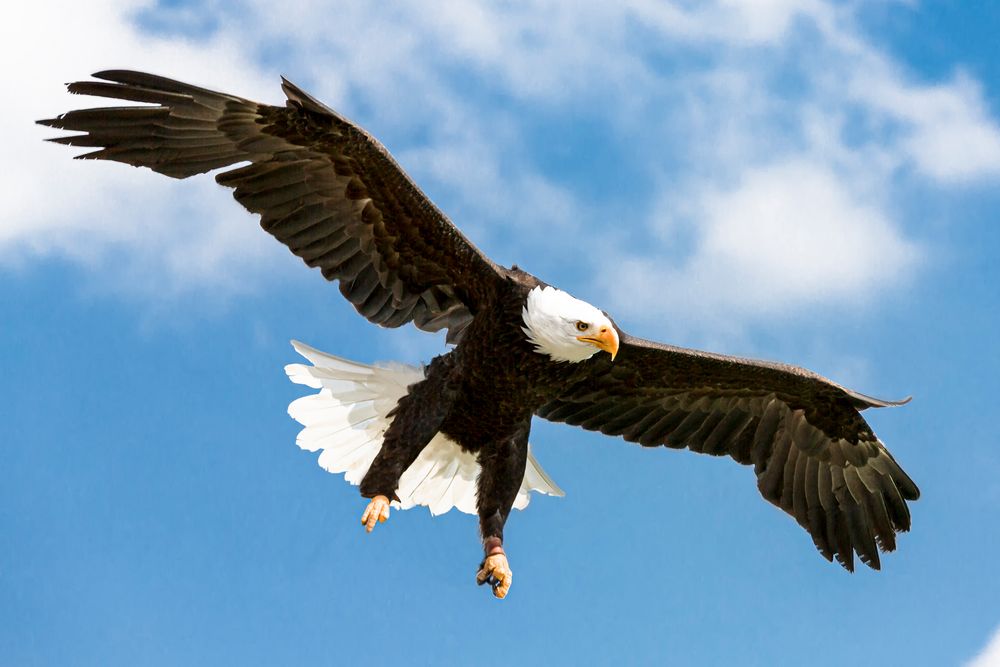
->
xmin=3 ymin=1 xmax=1000 ymax=665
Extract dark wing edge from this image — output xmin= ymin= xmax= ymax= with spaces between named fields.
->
xmin=538 ymin=333 xmax=920 ymax=572
xmin=38 ymin=70 xmax=506 ymax=343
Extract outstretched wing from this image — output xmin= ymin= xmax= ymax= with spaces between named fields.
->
xmin=537 ymin=332 xmax=920 ymax=572
xmin=39 ymin=70 xmax=505 ymax=342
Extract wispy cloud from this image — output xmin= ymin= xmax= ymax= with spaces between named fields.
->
xmin=967 ymin=623 xmax=1000 ymax=667
xmin=5 ymin=0 xmax=999 ymax=336
xmin=4 ymin=0 xmax=287 ymax=295
xmin=628 ymin=0 xmax=836 ymax=46
xmin=850 ymin=66 xmax=1000 ymax=182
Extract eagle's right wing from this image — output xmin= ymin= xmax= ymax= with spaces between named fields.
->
xmin=39 ymin=70 xmax=506 ymax=343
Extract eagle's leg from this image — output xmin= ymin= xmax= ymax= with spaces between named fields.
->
xmin=474 ymin=424 xmax=529 ymax=599
xmin=358 ymin=354 xmax=457 ymax=532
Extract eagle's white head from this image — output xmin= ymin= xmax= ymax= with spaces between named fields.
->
xmin=521 ymin=285 xmax=620 ymax=363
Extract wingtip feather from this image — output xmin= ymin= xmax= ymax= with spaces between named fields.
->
xmin=846 ymin=388 xmax=913 ymax=409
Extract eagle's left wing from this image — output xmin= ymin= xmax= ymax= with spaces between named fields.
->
xmin=537 ymin=332 xmax=920 ymax=572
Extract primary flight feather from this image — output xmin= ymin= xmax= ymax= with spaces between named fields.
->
xmin=40 ymin=70 xmax=919 ymax=598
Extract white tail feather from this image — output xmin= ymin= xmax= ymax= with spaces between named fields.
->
xmin=285 ymin=340 xmax=564 ymax=516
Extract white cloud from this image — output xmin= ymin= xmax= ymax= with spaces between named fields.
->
xmin=2 ymin=0 xmax=287 ymax=293
xmin=967 ymin=624 xmax=1000 ymax=667
xmin=692 ymin=160 xmax=916 ymax=304
xmin=849 ymin=66 xmax=1000 ymax=182
xmin=608 ymin=158 xmax=919 ymax=330
xmin=627 ymin=0 xmax=834 ymax=46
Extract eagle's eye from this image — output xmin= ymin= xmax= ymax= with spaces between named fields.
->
xmin=575 ymin=321 xmax=589 ymax=332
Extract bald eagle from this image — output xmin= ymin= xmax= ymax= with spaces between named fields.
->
xmin=40 ymin=71 xmax=919 ymax=599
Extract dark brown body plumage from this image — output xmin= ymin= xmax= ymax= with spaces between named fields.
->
xmin=362 ymin=271 xmax=577 ymax=545
xmin=40 ymin=71 xmax=920 ymax=577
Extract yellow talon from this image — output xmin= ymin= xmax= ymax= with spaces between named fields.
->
xmin=361 ymin=495 xmax=390 ymax=533
xmin=476 ymin=553 xmax=513 ymax=599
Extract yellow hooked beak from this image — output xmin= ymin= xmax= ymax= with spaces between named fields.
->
xmin=577 ymin=326 xmax=619 ymax=361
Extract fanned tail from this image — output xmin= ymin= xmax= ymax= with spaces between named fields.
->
xmin=285 ymin=341 xmax=564 ymax=516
